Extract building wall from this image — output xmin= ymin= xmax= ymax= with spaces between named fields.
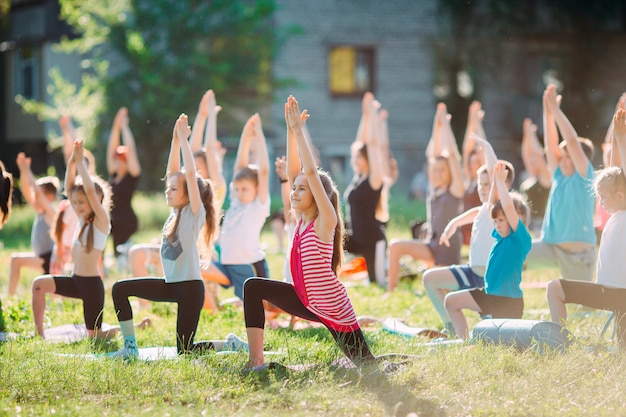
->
xmin=271 ymin=0 xmax=439 ymax=192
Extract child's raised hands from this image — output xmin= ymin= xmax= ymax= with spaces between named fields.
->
xmin=285 ymin=95 xmax=309 ymax=131
xmin=202 ymin=89 xmax=222 ymax=117
xmin=275 ymin=155 xmax=287 ymax=180
xmin=16 ymin=152 xmax=31 ymax=171
xmin=493 ymin=160 xmax=508 ymax=184
xmin=543 ymin=84 xmax=562 ymax=114
xmin=614 ymin=108 xmax=626 ymax=144
xmin=175 ymin=114 xmax=191 ymax=141
xmin=115 ymin=107 xmax=129 ymax=128
xmin=73 ymin=140 xmax=85 ymax=163
xmin=468 ymin=100 xmax=484 ymax=126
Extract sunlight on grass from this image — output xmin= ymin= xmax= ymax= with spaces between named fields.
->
xmin=1 ymin=192 xmax=624 ymax=417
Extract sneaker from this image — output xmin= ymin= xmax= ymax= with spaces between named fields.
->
xmin=108 ymin=345 xmax=139 ymax=360
xmin=224 ymin=333 xmax=248 ymax=352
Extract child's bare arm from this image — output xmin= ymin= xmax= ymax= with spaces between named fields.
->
xmin=190 ymin=90 xmax=210 ymax=152
xmin=543 ymin=85 xmax=561 ymax=175
xmin=545 ymin=85 xmax=589 ymax=176
xmin=275 ymin=156 xmax=292 ymax=224
xmin=362 ymin=94 xmax=383 ymax=191
xmin=75 ymin=141 xmax=110 ymax=229
xmin=16 ymin=153 xmax=37 ymax=209
xmin=166 ymin=117 xmax=181 ymax=178
xmin=286 ymin=96 xmax=336 ymax=240
xmin=177 ymin=115 xmax=201 ymax=214
xmin=494 ymin=161 xmax=519 ymax=232
xmin=203 ymin=91 xmax=226 ymax=202
xmin=462 ymin=101 xmax=486 ymax=178
xmin=107 ymin=108 xmax=123 ymax=175
xmin=471 ymin=133 xmax=497 ymax=175
xmin=120 ymin=109 xmax=141 ymax=177
xmin=439 ymin=206 xmax=480 ymax=247
xmin=613 ymin=109 xmax=626 ymax=172
xmin=442 ymin=112 xmax=465 ymax=199
xmin=233 ymin=115 xmax=255 ymax=173
xmin=59 ymin=115 xmax=76 ymax=166
xmin=252 ymin=114 xmax=270 ymax=204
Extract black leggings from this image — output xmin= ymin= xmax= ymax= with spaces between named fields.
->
xmin=243 ymin=278 xmax=375 ymax=364
xmin=345 ymin=235 xmax=386 ymax=285
xmin=53 ymin=275 xmax=104 ymax=331
xmin=112 ymin=278 xmax=207 ymax=353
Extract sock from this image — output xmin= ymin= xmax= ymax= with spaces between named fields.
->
xmin=119 ymin=319 xmax=137 ymax=349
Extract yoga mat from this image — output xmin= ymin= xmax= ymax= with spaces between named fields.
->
xmin=382 ymin=318 xmax=448 ymax=339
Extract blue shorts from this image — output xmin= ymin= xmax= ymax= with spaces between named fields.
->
xmin=449 ymin=264 xmax=484 ymax=290
xmin=214 ymin=259 xmax=269 ymax=300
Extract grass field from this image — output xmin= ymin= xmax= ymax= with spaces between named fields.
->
xmin=0 ymin=193 xmax=624 ymax=417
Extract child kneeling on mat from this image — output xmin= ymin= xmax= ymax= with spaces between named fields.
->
xmin=547 ymin=108 xmax=626 ymax=347
xmin=444 ymin=161 xmax=531 ymax=339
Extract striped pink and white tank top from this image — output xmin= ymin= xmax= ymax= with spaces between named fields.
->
xmin=290 ymin=219 xmax=359 ymax=332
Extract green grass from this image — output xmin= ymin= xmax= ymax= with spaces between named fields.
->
xmin=0 ymin=193 xmax=624 ymax=417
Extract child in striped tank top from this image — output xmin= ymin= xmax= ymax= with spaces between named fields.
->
xmin=243 ymin=96 xmax=377 ymax=371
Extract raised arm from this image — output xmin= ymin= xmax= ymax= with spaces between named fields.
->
xmin=74 ymin=141 xmax=110 ymax=231
xmin=543 ymin=85 xmax=561 ymax=175
xmin=166 ymin=117 xmax=181 ymax=178
xmin=521 ymin=118 xmax=551 ymax=187
xmin=176 ymin=114 xmax=200 ymax=214
xmin=439 ymin=206 xmax=481 ymax=247
xmin=189 ymin=90 xmax=210 ymax=152
xmin=545 ymin=85 xmax=589 ymax=177
xmin=107 ymin=108 xmax=123 ymax=175
xmin=425 ymin=103 xmax=447 ymax=160
xmin=119 ymin=109 xmax=141 ymax=177
xmin=442 ymin=111 xmax=465 ymax=199
xmin=362 ymin=94 xmax=384 ymax=191
xmin=613 ymin=109 xmax=626 ymax=172
xmin=16 ymin=153 xmax=37 ymax=209
xmin=251 ymin=114 xmax=270 ymax=204
xmin=234 ymin=115 xmax=256 ymax=173
xmin=471 ymin=133 xmax=497 ymax=175
xmin=494 ymin=161 xmax=519 ymax=232
xmin=202 ymin=91 xmax=226 ymax=203
xmin=462 ymin=101 xmax=487 ymax=179
xmin=286 ymin=96 xmax=336 ymax=240
xmin=275 ymin=155 xmax=293 ymax=224
xmin=603 ymin=93 xmax=626 ymax=147
xmin=59 ymin=115 xmax=77 ymax=166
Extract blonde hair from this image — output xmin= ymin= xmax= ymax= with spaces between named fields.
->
xmin=594 ymin=166 xmax=626 ymax=196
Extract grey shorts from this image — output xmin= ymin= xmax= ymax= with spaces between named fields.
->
xmin=526 ymin=240 xmax=597 ymax=282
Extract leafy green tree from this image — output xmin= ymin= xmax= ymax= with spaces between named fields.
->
xmin=19 ymin=0 xmax=281 ymax=189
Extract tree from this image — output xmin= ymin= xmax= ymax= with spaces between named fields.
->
xmin=19 ymin=0 xmax=282 ymax=189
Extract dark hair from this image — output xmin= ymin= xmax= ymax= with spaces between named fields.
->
xmin=233 ymin=165 xmax=259 ymax=186
xmin=490 ymin=191 xmax=530 ymax=227
xmin=0 ymin=160 xmax=13 ymax=229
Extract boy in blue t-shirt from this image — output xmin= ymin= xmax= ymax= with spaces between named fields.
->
xmin=444 ymin=161 xmax=532 ymax=339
